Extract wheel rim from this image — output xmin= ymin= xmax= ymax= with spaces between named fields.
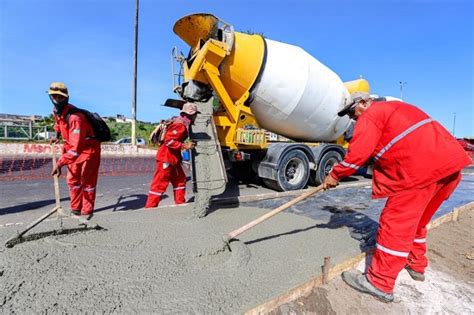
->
xmin=324 ymin=158 xmax=338 ymax=176
xmin=284 ymin=158 xmax=305 ymax=185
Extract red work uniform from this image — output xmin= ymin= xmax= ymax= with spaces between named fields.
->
xmin=145 ymin=116 xmax=190 ymax=208
xmin=329 ymin=100 xmax=471 ymax=293
xmin=54 ymin=104 xmax=101 ymax=215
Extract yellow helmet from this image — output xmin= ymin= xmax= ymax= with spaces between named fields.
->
xmin=48 ymin=82 xmax=69 ymax=98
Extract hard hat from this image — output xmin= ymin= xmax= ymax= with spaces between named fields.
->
xmin=180 ymin=102 xmax=201 ymax=115
xmin=337 ymin=91 xmax=371 ymax=117
xmin=48 ymin=82 xmax=69 ymax=98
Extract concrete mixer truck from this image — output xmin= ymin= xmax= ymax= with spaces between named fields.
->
xmin=167 ymin=13 xmax=370 ymax=192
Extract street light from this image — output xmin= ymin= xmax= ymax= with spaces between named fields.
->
xmin=131 ymin=0 xmax=139 ymax=145
xmin=399 ymin=81 xmax=407 ymax=99
xmin=452 ymin=112 xmax=456 ymax=136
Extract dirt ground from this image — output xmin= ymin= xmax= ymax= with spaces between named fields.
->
xmin=273 ymin=209 xmax=474 ymax=314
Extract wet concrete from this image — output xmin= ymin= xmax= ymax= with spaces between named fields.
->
xmin=0 ymin=204 xmax=360 ymax=313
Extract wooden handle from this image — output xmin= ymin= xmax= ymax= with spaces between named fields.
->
xmin=51 ymin=145 xmax=61 ymax=208
xmin=227 ymin=184 xmax=325 ymax=240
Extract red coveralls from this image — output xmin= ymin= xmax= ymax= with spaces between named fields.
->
xmin=329 ymin=101 xmax=471 ymax=293
xmin=54 ymin=104 xmax=101 ymax=215
xmin=145 ymin=116 xmax=190 ymax=208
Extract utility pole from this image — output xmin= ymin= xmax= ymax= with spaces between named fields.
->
xmin=399 ymin=81 xmax=407 ymax=100
xmin=131 ymin=0 xmax=139 ymax=145
xmin=452 ymin=112 xmax=456 ymax=136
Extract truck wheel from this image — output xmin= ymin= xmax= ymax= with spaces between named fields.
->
xmin=264 ymin=150 xmax=310 ymax=191
xmin=312 ymin=150 xmax=343 ymax=185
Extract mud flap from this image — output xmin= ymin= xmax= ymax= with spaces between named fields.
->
xmin=190 ymin=98 xmax=227 ymax=218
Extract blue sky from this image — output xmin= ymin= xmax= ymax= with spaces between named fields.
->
xmin=1 ymin=0 xmax=472 ymax=137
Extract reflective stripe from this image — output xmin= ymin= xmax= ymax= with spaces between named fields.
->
xmin=70 ymin=185 xmax=81 ymax=190
xmin=166 ymin=140 xmax=175 ymax=146
xmin=149 ymin=191 xmax=162 ymax=196
xmin=413 ymin=238 xmax=426 ymax=244
xmin=84 ymin=187 xmax=96 ymax=192
xmin=67 ymin=150 xmax=79 ymax=157
xmin=340 ymin=161 xmax=360 ymax=170
xmin=374 ymin=118 xmax=434 ymax=161
xmin=173 ymin=187 xmax=185 ymax=191
xmin=376 ymin=243 xmax=409 ymax=257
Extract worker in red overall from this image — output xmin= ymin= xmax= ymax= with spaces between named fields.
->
xmin=145 ymin=103 xmax=199 ymax=208
xmin=49 ymin=82 xmax=101 ymax=219
xmin=323 ymin=92 xmax=471 ymax=302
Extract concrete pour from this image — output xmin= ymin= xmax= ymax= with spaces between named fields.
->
xmin=1 ymin=174 xmax=472 ymax=313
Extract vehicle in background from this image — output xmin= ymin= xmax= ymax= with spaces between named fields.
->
xmin=114 ymin=137 xmax=146 ymax=146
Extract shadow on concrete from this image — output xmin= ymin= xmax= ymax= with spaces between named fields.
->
xmin=5 ymin=225 xmax=105 ymax=248
xmin=94 ymin=194 xmax=150 ymax=212
xmin=315 ymin=205 xmax=378 ymax=252
xmin=244 ymin=223 xmax=321 ymax=245
xmin=0 ymin=198 xmax=70 ymax=216
xmin=243 ymin=205 xmax=378 ymax=252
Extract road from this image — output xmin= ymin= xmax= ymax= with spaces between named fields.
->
xmin=2 ymin=157 xmax=472 ymax=228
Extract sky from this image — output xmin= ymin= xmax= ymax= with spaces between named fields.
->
xmin=0 ymin=0 xmax=472 ymax=137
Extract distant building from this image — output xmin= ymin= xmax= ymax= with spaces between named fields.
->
xmin=115 ymin=114 xmax=133 ymax=123
xmin=0 ymin=113 xmax=43 ymax=123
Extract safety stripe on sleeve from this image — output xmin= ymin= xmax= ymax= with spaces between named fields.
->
xmin=376 ymin=243 xmax=409 ymax=257
xmin=149 ymin=191 xmax=163 ymax=196
xmin=84 ymin=187 xmax=96 ymax=192
xmin=374 ymin=118 xmax=433 ymax=161
xmin=166 ymin=140 xmax=175 ymax=146
xmin=340 ymin=161 xmax=361 ymax=170
xmin=67 ymin=150 xmax=79 ymax=157
xmin=69 ymin=185 xmax=81 ymax=190
xmin=173 ymin=187 xmax=185 ymax=191
xmin=413 ymin=238 xmax=426 ymax=244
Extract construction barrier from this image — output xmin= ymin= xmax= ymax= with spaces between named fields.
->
xmin=0 ymin=156 xmax=156 ymax=181
xmin=0 ymin=143 xmax=156 ymax=156
xmin=0 ymin=143 xmax=158 ymax=181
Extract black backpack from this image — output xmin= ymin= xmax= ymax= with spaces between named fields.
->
xmin=66 ymin=106 xmax=111 ymax=142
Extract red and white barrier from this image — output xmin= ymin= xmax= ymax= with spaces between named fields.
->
xmin=0 ymin=143 xmax=156 ymax=157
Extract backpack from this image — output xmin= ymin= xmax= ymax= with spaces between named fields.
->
xmin=66 ymin=107 xmax=111 ymax=142
xmin=149 ymin=118 xmax=175 ymax=146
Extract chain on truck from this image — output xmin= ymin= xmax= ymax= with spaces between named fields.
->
xmin=167 ymin=13 xmax=370 ymax=192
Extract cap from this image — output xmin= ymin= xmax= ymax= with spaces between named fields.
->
xmin=48 ymin=82 xmax=69 ymax=98
xmin=337 ymin=91 xmax=370 ymax=117
xmin=180 ymin=102 xmax=201 ymax=115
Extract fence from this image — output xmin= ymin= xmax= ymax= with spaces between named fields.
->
xmin=0 ymin=142 xmax=158 ymax=181
xmin=0 ymin=156 xmax=156 ymax=181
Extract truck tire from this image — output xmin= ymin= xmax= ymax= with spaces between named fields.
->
xmin=264 ymin=149 xmax=310 ymax=191
xmin=312 ymin=150 xmax=343 ymax=185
